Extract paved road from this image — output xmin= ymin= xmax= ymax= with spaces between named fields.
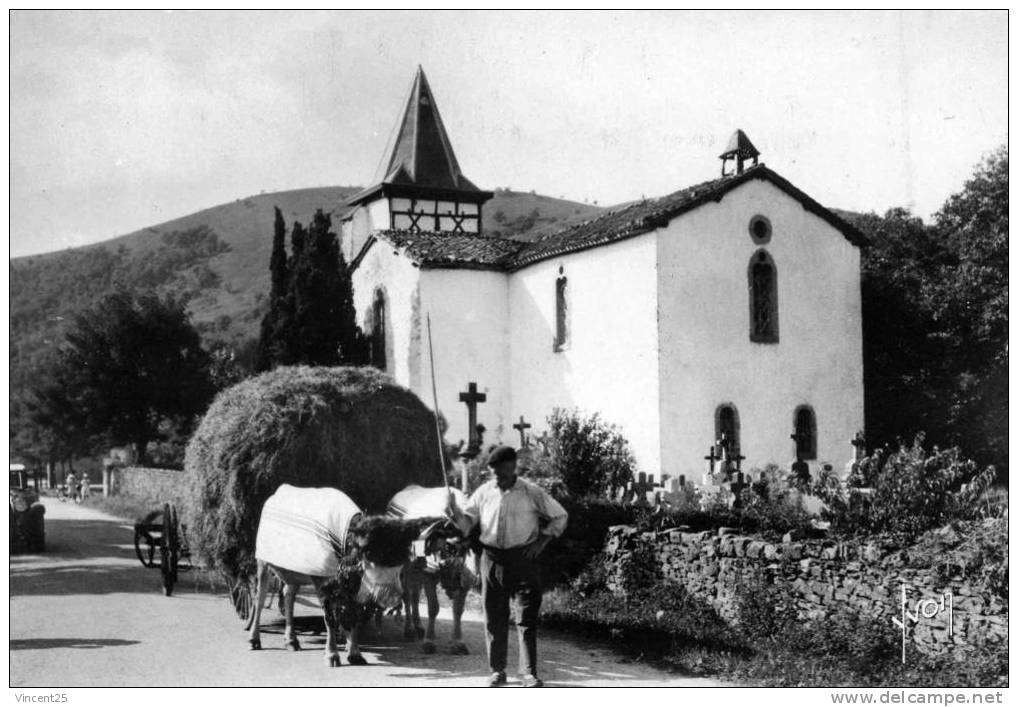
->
xmin=10 ymin=499 xmax=723 ymax=687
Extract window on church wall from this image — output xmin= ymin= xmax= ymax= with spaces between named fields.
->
xmin=794 ymin=406 xmax=817 ymax=460
xmin=554 ymin=269 xmax=569 ymax=352
xmin=748 ymin=249 xmax=779 ymax=343
xmin=714 ymin=404 xmax=740 ymax=456
xmin=370 ymin=289 xmax=387 ymax=371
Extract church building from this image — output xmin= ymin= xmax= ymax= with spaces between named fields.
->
xmin=341 ymin=67 xmax=866 ymax=482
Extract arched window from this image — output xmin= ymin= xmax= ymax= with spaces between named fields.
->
xmin=554 ymin=269 xmax=569 ymax=351
xmin=794 ymin=405 xmax=817 ymax=460
xmin=714 ymin=404 xmax=741 ymax=457
xmin=370 ymin=288 xmax=387 ymax=371
xmin=748 ymin=249 xmax=779 ymax=343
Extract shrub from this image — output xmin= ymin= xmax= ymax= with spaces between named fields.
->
xmin=815 ymin=434 xmax=998 ymax=536
xmin=540 ymin=497 xmax=636 ymax=586
xmin=738 ymin=467 xmax=815 ymax=535
xmin=545 ymin=407 xmax=636 ymax=498
xmin=541 ymin=580 xmax=740 ymax=654
xmin=182 ymin=366 xmax=444 ymax=580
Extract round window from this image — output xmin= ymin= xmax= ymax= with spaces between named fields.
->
xmin=749 ymin=215 xmax=772 ymax=244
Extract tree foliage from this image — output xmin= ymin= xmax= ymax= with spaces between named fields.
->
xmin=855 ymin=145 xmax=1007 ymax=475
xmin=543 ymin=408 xmax=636 ymax=498
xmin=814 ymin=435 xmax=997 ymax=536
xmin=256 ymin=208 xmax=367 ymax=370
xmin=41 ymin=290 xmax=215 ymax=463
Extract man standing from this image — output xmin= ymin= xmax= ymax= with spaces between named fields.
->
xmin=451 ymin=445 xmax=568 ymax=687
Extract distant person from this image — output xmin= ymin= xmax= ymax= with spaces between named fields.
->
xmin=65 ymin=472 xmax=77 ymax=503
xmin=450 ymin=445 xmax=568 ymax=688
xmin=79 ymin=473 xmax=91 ymax=501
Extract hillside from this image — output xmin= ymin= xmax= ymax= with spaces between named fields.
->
xmin=9 ymin=187 xmax=603 ymax=380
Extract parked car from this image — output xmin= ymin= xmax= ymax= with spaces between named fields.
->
xmin=10 ymin=465 xmax=45 ymax=553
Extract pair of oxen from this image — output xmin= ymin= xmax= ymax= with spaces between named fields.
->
xmin=247 ymin=483 xmax=474 ymax=668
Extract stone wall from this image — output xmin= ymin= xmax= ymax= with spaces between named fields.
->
xmin=108 ymin=466 xmax=188 ymax=508
xmin=602 ymin=521 xmax=1006 ymax=654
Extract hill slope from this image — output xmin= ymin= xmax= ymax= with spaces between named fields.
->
xmin=10 ymin=187 xmax=603 ymax=379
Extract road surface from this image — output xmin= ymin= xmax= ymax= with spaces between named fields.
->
xmin=10 ymin=499 xmax=723 ymax=687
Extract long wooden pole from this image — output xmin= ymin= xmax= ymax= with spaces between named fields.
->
xmin=426 ymin=313 xmax=450 ymax=491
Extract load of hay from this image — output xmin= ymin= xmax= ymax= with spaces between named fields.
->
xmin=182 ymin=365 xmax=445 ymax=580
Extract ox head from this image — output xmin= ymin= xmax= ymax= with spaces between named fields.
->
xmin=346 ymin=515 xmax=431 ymax=609
xmin=417 ymin=518 xmax=475 ymax=597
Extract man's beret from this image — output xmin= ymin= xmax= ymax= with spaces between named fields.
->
xmin=487 ymin=445 xmax=518 ymax=466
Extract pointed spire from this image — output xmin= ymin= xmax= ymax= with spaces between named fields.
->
xmin=380 ymin=66 xmax=479 ymax=191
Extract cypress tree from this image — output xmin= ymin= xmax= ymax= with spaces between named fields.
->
xmin=255 ymin=207 xmax=288 ymax=372
xmin=258 ymin=208 xmax=366 ymax=369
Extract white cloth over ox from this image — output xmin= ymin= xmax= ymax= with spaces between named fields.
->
xmin=386 ymin=484 xmax=465 ymax=521
xmin=255 ymin=484 xmax=362 ymax=577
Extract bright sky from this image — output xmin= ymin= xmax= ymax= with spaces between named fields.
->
xmin=9 ymin=10 xmax=1008 ymax=258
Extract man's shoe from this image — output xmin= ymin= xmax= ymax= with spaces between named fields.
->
xmin=521 ymin=674 xmax=544 ymax=687
xmin=487 ymin=672 xmax=507 ymax=687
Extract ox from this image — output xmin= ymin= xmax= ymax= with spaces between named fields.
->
xmin=386 ymin=484 xmax=477 ymax=655
xmin=248 ymin=484 xmax=426 ymax=667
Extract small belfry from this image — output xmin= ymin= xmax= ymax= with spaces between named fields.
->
xmin=345 ymin=66 xmax=493 ymax=236
xmin=719 ymin=128 xmax=760 ymax=176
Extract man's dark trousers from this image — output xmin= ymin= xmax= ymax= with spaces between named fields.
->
xmin=480 ymin=546 xmax=542 ymax=676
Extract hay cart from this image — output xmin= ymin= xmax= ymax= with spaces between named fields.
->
xmin=133 ymin=503 xmax=191 ymax=596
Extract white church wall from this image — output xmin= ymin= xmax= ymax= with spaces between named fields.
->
xmin=656 ymin=179 xmax=864 ymax=483
xmin=351 ymin=239 xmax=422 ymax=390
xmin=418 ymin=269 xmax=511 ymax=451
xmin=508 ymin=234 xmax=662 ymax=475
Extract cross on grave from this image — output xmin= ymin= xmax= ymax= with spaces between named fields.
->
xmin=789 ymin=432 xmax=811 ymax=484
xmin=704 ymin=445 xmax=719 ymax=474
xmin=851 ymin=431 xmax=867 ymax=462
xmin=512 ymin=415 xmax=532 ymax=448
xmin=729 ymin=471 xmax=750 ymax=509
xmin=458 ymin=382 xmax=486 ymax=458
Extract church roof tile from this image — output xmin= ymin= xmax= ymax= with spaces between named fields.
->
xmin=371 ymin=230 xmax=527 ymax=270
xmin=354 ymin=165 xmax=867 ymax=272
xmin=508 ymin=165 xmax=868 ymax=269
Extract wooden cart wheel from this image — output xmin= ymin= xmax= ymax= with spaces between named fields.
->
xmin=133 ymin=525 xmax=156 ymax=568
xmin=160 ymin=503 xmax=179 ymax=596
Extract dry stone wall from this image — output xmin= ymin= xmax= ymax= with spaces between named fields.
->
xmin=109 ymin=466 xmax=187 ymax=508
xmin=602 ymin=523 xmax=1006 ymax=655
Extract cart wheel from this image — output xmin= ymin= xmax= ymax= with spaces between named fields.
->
xmin=134 ymin=510 xmax=163 ymax=569
xmin=160 ymin=503 xmax=179 ymax=597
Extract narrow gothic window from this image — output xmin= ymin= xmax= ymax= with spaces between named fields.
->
xmin=554 ymin=272 xmax=568 ymax=351
xmin=794 ymin=406 xmax=817 ymax=460
xmin=370 ymin=289 xmax=387 ymax=371
xmin=715 ymin=404 xmax=740 ymax=457
xmin=748 ymin=249 xmax=779 ymax=343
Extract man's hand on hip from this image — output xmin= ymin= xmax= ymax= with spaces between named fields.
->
xmin=521 ymin=536 xmax=551 ymax=561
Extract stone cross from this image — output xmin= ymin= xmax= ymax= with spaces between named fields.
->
xmin=512 ymin=415 xmax=532 ymax=448
xmin=851 ymin=431 xmax=867 ymax=462
xmin=790 ymin=431 xmax=806 ymax=463
xmin=790 ymin=432 xmax=811 ymax=484
xmin=458 ymin=382 xmax=486 ymax=457
xmin=704 ymin=445 xmax=719 ymax=474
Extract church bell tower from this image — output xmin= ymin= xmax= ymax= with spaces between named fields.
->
xmin=342 ymin=67 xmax=493 ymax=258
